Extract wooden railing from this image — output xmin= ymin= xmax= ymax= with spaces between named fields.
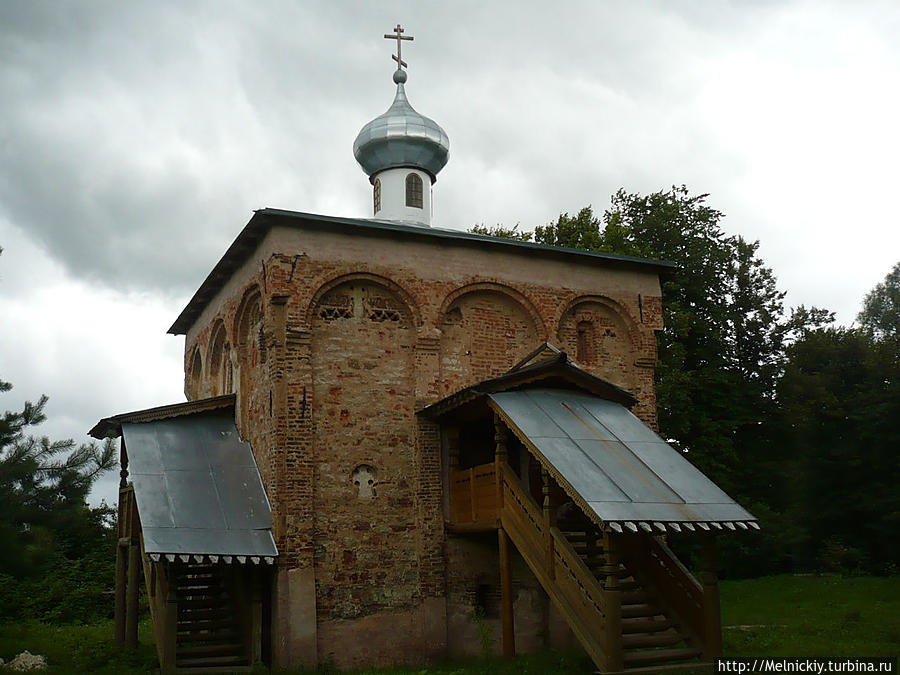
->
xmin=449 ymin=463 xmax=499 ymax=525
xmin=499 ymin=464 xmax=618 ymax=672
xmin=448 ymin=456 xmax=718 ymax=669
xmin=620 ymin=533 xmax=705 ymax=647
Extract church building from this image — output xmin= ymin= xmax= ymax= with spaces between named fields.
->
xmin=92 ymin=26 xmax=757 ymax=674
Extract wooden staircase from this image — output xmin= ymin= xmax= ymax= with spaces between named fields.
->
xmin=560 ymin=523 xmax=702 ymax=669
xmin=174 ymin=563 xmax=248 ymax=671
xmin=498 ymin=463 xmax=714 ymax=672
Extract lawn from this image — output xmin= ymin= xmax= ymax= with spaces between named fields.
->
xmin=1 ymin=575 xmax=896 ymax=673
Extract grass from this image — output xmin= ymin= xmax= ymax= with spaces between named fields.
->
xmin=1 ymin=575 xmax=896 ymax=673
xmin=721 ymin=575 xmax=899 ymax=657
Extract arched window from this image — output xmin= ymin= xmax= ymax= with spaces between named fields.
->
xmin=373 ymin=178 xmax=381 ymax=213
xmin=208 ymin=322 xmax=227 ymax=396
xmin=405 ymin=173 xmax=423 ymax=209
xmin=576 ymin=320 xmax=595 ymax=364
xmin=188 ymin=348 xmax=203 ymax=399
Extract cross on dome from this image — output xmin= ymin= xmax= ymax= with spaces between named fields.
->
xmin=384 ymin=24 xmax=413 ymax=70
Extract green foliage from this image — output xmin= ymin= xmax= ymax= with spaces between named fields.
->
xmin=469 ymin=224 xmax=533 ymax=242
xmin=776 ymin=324 xmax=900 ymax=574
xmin=0 ymin=377 xmax=118 ymax=622
xmin=858 ymin=261 xmax=900 ymax=343
xmin=468 ymin=606 xmax=496 ymax=659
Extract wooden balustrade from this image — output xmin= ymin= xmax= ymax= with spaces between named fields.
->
xmin=449 ymin=455 xmax=717 ymax=670
xmin=620 ymin=533 xmax=706 ymax=646
xmin=449 ymin=463 xmax=499 ymax=526
xmin=498 ymin=464 xmax=617 ymax=671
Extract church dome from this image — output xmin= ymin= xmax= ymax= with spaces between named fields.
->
xmin=353 ymin=69 xmax=450 ymax=182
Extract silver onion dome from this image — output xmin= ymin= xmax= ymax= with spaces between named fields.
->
xmin=353 ymin=69 xmax=450 ymax=182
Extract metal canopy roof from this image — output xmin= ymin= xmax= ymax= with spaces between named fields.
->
xmin=121 ymin=412 xmax=278 ymax=564
xmin=489 ymin=388 xmax=758 ymax=533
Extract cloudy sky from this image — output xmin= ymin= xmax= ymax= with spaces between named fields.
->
xmin=2 ymin=1 xmax=898 ymax=506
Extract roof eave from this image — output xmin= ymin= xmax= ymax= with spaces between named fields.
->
xmin=169 ymin=208 xmax=677 ymax=336
xmin=89 ymin=394 xmax=236 ymax=439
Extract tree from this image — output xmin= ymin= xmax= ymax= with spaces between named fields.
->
xmin=0 ymin=379 xmax=117 ymax=578
xmin=478 ymin=188 xmax=792 ymax=496
xmin=858 ymin=261 xmax=900 ymax=343
xmin=776 ymin=324 xmax=900 ymax=573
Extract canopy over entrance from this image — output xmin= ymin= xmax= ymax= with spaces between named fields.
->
xmin=92 ymin=398 xmax=277 ymax=564
xmin=420 ymin=350 xmax=758 ymax=534
xmin=490 ymin=388 xmax=757 ymax=533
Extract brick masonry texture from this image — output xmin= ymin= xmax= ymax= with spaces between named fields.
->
xmin=180 ymin=224 xmax=663 ymax=667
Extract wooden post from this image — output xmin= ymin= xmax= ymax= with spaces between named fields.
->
xmin=115 ymin=440 xmax=130 ymax=645
xmin=159 ymin=563 xmax=177 ymax=674
xmin=250 ymin=567 xmax=263 ymax=663
xmin=600 ymin=530 xmax=623 ymax=673
xmin=126 ymin=542 xmax=140 ymax=648
xmin=114 ymin=542 xmax=127 ymax=643
xmin=542 ymin=468 xmax=556 ymax=580
xmin=701 ymin=536 xmax=723 ymax=659
xmin=498 ymin=527 xmax=516 ymax=657
xmin=493 ymin=413 xmax=507 ymax=510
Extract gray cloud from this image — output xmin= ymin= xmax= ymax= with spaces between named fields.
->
xmin=2 ymin=1 xmax=900 ymax=507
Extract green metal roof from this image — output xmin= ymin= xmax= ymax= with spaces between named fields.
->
xmin=168 ymin=208 xmax=676 ymax=335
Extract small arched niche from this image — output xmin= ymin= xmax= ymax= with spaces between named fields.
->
xmin=351 ymin=464 xmax=378 ymax=499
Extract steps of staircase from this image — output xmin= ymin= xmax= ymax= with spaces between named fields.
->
xmin=621 ymin=603 xmax=661 ymax=618
xmin=177 ymin=643 xmax=245 ymax=659
xmin=178 ymin=595 xmax=228 ymax=610
xmin=622 ymin=617 xmax=673 ymax=633
xmin=623 ymin=647 xmax=703 ymax=667
xmin=178 ymin=618 xmax=237 ymax=632
xmin=178 ymin=607 xmax=232 ymax=621
xmin=177 ymin=629 xmax=239 ymax=643
xmin=622 ymin=629 xmax=687 ymax=648
xmin=622 ymin=589 xmax=650 ymax=604
xmin=175 ymin=654 xmax=249 ymax=669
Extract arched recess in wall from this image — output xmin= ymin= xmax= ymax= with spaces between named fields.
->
xmin=187 ymin=347 xmax=203 ymax=400
xmin=308 ymin=275 xmax=419 ymax=620
xmin=438 ymin=283 xmax=543 ymax=394
xmin=234 ymin=286 xmax=263 ymax=426
xmin=305 ymin=272 xmax=422 ymax=330
xmin=207 ymin=320 xmax=232 ymax=397
xmin=557 ymin=295 xmax=638 ymax=391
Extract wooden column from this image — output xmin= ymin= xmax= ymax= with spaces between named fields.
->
xmin=114 ymin=542 xmax=127 ymax=643
xmin=493 ymin=413 xmax=507 ymax=510
xmin=600 ymin=530 xmax=623 ymax=673
xmin=498 ymin=527 xmax=516 ymax=657
xmin=115 ymin=439 xmax=129 ymax=645
xmin=126 ymin=542 xmax=140 ymax=648
xmin=250 ymin=568 xmax=263 ymax=663
xmin=159 ymin=563 xmax=177 ymax=674
xmin=542 ymin=469 xmax=556 ymax=580
xmin=701 ymin=536 xmax=723 ymax=659
xmin=494 ymin=413 xmax=515 ymax=656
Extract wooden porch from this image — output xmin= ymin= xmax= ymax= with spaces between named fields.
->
xmin=445 ymin=424 xmax=723 ymax=673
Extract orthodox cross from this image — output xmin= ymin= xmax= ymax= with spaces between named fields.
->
xmin=384 ymin=24 xmax=413 ymax=69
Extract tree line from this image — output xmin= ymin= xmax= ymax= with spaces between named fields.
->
xmin=473 ymin=186 xmax=899 ymax=576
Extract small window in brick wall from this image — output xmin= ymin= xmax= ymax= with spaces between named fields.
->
xmin=474 ymin=583 xmax=501 ymax=619
xmin=576 ymin=320 xmax=595 ymax=364
xmin=319 ymin=293 xmax=353 ymax=321
xmin=367 ymin=295 xmax=403 ymax=323
xmin=351 ymin=464 xmax=377 ymax=499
